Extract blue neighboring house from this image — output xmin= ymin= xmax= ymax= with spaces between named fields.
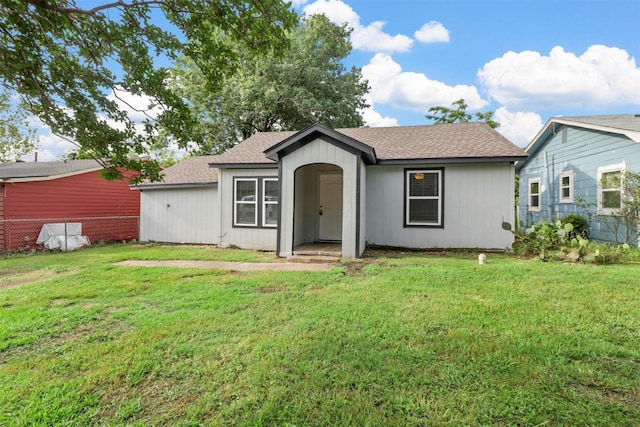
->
xmin=516 ymin=114 xmax=640 ymax=245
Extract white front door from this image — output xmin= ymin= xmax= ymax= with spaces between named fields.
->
xmin=318 ymin=173 xmax=343 ymax=241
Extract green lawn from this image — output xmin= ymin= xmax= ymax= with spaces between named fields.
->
xmin=1 ymin=244 xmax=639 ymax=426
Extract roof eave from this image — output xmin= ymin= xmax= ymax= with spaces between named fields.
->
xmin=0 ymin=166 xmax=104 ymax=182
xmin=134 ymin=182 xmax=218 ymax=190
xmin=377 ymin=156 xmax=527 ymax=165
xmin=208 ymin=162 xmax=278 ymax=169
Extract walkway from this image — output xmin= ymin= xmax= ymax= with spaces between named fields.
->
xmin=114 ymin=260 xmax=335 ymax=272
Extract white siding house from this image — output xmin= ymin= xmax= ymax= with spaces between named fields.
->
xmin=137 ymin=123 xmax=526 ymax=257
xmin=208 ymin=123 xmax=526 ymax=257
xmin=136 ymin=156 xmax=220 ymax=244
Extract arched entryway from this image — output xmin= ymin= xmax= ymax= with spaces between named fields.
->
xmin=292 ymin=163 xmax=343 ymax=256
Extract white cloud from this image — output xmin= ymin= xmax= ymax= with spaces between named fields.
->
xmin=361 ymin=95 xmax=399 ymax=127
xmin=21 ymin=129 xmax=77 ymax=162
xmin=478 ymin=45 xmax=640 ymax=110
xmin=108 ymin=87 xmax=163 ymax=123
xmin=414 ymin=21 xmax=450 ymax=43
xmin=493 ymin=107 xmax=543 ymax=147
xmin=21 ymin=88 xmax=165 ymax=161
xmin=303 ymin=0 xmax=413 ymax=53
xmin=362 ymin=53 xmax=488 ymax=113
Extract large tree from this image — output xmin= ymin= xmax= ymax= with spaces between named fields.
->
xmin=0 ymin=91 xmax=37 ymax=162
xmin=426 ymin=98 xmax=500 ymax=129
xmin=168 ymin=14 xmax=370 ymax=154
xmin=0 ymin=0 xmax=297 ymax=182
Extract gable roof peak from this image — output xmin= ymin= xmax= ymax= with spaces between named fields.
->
xmin=263 ymin=122 xmax=377 ymax=164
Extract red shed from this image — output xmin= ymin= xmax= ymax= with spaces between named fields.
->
xmin=0 ymin=159 xmax=140 ymax=251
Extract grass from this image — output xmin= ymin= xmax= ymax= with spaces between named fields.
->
xmin=1 ymin=244 xmax=639 ymax=426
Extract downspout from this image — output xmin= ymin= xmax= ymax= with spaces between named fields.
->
xmin=544 ymin=151 xmax=552 ymax=218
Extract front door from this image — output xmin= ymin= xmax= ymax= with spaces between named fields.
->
xmin=318 ymin=173 xmax=343 ymax=241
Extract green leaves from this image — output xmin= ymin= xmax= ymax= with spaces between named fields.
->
xmin=0 ymin=0 xmax=298 ymax=181
xmin=0 ymin=91 xmax=37 ymax=163
xmin=426 ymin=98 xmax=500 ymax=129
xmin=168 ymin=14 xmax=369 ymax=155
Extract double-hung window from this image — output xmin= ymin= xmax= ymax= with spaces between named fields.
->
xmin=559 ymin=171 xmax=574 ymax=203
xmin=234 ymin=177 xmax=278 ymax=227
xmin=263 ymin=178 xmax=278 ymax=227
xmin=405 ymin=169 xmax=443 ymax=227
xmin=529 ymin=178 xmax=541 ymax=211
xmin=598 ymin=164 xmax=624 ymax=214
xmin=234 ymin=179 xmax=258 ymax=226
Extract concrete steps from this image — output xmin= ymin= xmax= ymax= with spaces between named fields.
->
xmin=288 ymin=255 xmax=340 ymax=264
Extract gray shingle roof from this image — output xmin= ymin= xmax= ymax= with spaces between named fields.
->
xmin=559 ymin=114 xmax=640 ymax=133
xmin=339 ymin=123 xmax=524 ymax=160
xmin=136 ymin=155 xmax=219 ymax=188
xmin=520 ymin=114 xmax=640 ymax=165
xmin=0 ymin=159 xmax=102 ymax=180
xmin=210 ymin=123 xmax=526 ymax=165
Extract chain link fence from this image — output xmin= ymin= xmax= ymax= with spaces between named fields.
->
xmin=0 ymin=216 xmax=139 ymax=255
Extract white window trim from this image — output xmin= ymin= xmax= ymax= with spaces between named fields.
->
xmin=528 ymin=178 xmax=541 ymax=212
xmin=597 ymin=163 xmax=626 ymax=215
xmin=559 ymin=171 xmax=574 ymax=204
xmin=405 ymin=169 xmax=443 ymax=227
xmin=233 ymin=178 xmax=258 ymax=227
xmin=262 ymin=178 xmax=279 ymax=228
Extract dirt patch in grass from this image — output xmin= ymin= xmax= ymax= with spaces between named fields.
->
xmin=340 ymin=258 xmax=387 ymax=276
xmin=0 ymin=268 xmax=67 ymax=290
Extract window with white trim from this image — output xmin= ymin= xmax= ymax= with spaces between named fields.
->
xmin=233 ymin=177 xmax=278 ymax=227
xmin=598 ymin=164 xmax=625 ymax=214
xmin=234 ymin=178 xmax=258 ymax=226
xmin=559 ymin=171 xmax=574 ymax=203
xmin=405 ymin=169 xmax=443 ymax=227
xmin=529 ymin=178 xmax=541 ymax=211
xmin=262 ymin=178 xmax=279 ymax=227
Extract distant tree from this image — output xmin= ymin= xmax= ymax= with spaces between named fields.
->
xmin=0 ymin=0 xmax=298 ymax=182
xmin=426 ymin=99 xmax=500 ymax=129
xmin=168 ymin=14 xmax=370 ymax=154
xmin=0 ymin=91 xmax=37 ymax=163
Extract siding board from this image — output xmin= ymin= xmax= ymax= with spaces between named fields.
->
xmin=139 ymin=186 xmax=219 ymax=244
xmin=366 ymin=163 xmax=514 ymax=249
xmin=219 ymin=168 xmax=278 ymax=251
xmin=518 ymin=125 xmax=640 ymax=244
xmin=1 ymin=170 xmax=139 ymax=250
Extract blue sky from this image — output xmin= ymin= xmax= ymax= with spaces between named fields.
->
xmin=29 ymin=0 xmax=640 ymax=160
xmin=294 ymin=0 xmax=640 ymax=146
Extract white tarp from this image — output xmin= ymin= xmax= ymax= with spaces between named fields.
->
xmin=36 ymin=223 xmax=91 ymax=251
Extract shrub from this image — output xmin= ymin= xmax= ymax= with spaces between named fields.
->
xmin=502 ymin=219 xmax=631 ymax=264
xmin=561 ymin=214 xmax=589 ymax=240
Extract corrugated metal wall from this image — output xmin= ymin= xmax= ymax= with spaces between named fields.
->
xmin=1 ymin=171 xmax=140 ymax=249
xmin=4 ymin=171 xmax=139 ymax=218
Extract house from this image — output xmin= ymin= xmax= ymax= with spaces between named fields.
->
xmin=516 ymin=114 xmax=640 ymax=244
xmin=137 ymin=155 xmax=219 ymax=244
xmin=139 ymin=123 xmax=526 ymax=257
xmin=0 ymin=159 xmax=140 ymax=251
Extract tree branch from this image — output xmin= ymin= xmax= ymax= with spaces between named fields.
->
xmin=21 ymin=0 xmax=169 ymax=16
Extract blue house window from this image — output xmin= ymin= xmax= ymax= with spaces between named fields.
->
xmin=528 ymin=178 xmax=541 ymax=212
xmin=598 ymin=164 xmax=625 ymax=214
xmin=559 ymin=171 xmax=574 ymax=203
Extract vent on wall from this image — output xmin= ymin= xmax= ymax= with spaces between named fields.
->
xmin=562 ymin=127 xmax=568 ymax=144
